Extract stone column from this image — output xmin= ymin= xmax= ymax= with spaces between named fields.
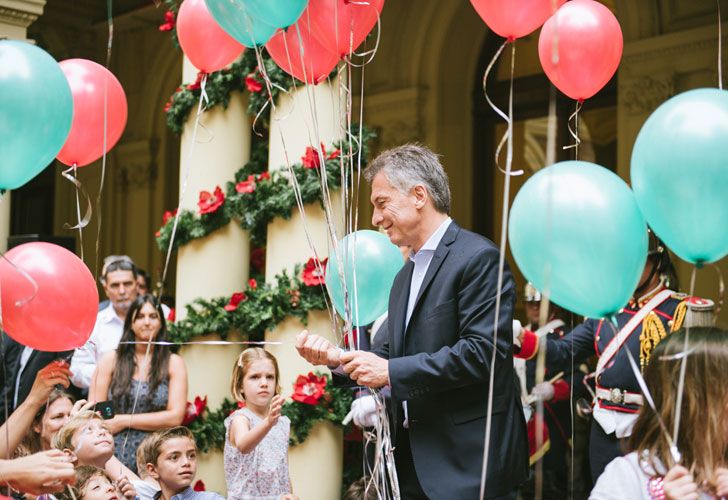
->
xmin=0 ymin=0 xmax=45 ymax=251
xmin=175 ymin=56 xmax=251 ymax=493
xmin=266 ymin=81 xmax=345 ymax=500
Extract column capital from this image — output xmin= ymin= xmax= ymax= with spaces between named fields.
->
xmin=0 ymin=0 xmax=45 ymax=30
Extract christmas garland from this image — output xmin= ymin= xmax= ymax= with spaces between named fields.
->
xmin=167 ymin=259 xmax=328 ymax=344
xmin=183 ymin=373 xmax=353 ymax=452
xmin=156 ymin=130 xmax=374 ymax=250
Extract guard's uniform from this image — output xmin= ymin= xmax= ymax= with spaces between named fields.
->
xmin=517 ymin=286 xmax=692 ymax=481
xmin=517 ymin=321 xmax=575 ymax=500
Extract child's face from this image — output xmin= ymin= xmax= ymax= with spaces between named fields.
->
xmin=71 ymin=419 xmax=114 ymax=465
xmin=242 ymin=359 xmax=277 ymax=407
xmin=81 ymin=474 xmax=118 ymax=500
xmin=149 ymin=437 xmax=197 ymax=491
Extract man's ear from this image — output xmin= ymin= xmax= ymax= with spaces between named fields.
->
xmin=63 ymin=448 xmax=78 ymax=463
xmin=412 ymin=184 xmax=428 ymax=208
xmin=146 ymin=462 xmax=159 ymax=480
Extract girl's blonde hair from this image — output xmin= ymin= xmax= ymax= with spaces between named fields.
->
xmin=629 ymin=327 xmax=728 ymax=489
xmin=231 ymin=347 xmax=281 ymax=402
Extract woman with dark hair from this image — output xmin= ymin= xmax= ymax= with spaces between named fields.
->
xmin=90 ymin=294 xmax=188 ymax=473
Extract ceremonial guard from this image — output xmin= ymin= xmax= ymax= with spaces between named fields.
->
xmin=516 ymin=233 xmax=714 ymax=481
xmin=514 ymin=283 xmax=576 ymax=499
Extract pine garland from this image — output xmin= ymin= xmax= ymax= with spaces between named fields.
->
xmin=156 ymin=130 xmax=375 ymax=251
xmin=167 ymin=263 xmax=328 ymax=344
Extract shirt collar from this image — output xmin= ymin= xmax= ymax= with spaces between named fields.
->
xmin=410 ymin=217 xmax=452 ymax=260
xmin=100 ymin=302 xmax=124 ymax=324
xmin=159 ymin=487 xmax=193 ymax=500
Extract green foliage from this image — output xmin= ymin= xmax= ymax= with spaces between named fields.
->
xmin=167 ymin=264 xmax=328 ymax=344
xmin=281 ymin=374 xmax=354 ymax=446
xmin=186 ymin=398 xmax=239 ymax=453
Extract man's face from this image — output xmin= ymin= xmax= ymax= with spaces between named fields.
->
xmin=148 ymin=437 xmax=197 ymax=492
xmin=524 ymin=301 xmax=541 ymax=326
xmin=136 ymin=275 xmax=149 ymax=295
xmin=370 ymin=172 xmax=420 ymax=247
xmin=71 ymin=419 xmax=114 ymax=466
xmin=103 ymin=270 xmax=138 ymax=312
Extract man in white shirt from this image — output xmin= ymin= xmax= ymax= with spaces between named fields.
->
xmin=71 ymin=258 xmax=139 ymax=390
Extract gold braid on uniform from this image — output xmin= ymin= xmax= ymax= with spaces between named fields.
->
xmin=670 ymin=298 xmax=688 ymax=332
xmin=640 ymin=312 xmax=668 ymax=368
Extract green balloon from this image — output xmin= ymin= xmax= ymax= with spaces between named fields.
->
xmin=326 ymin=230 xmax=404 ymax=326
xmin=204 ymin=0 xmax=276 ymax=47
xmin=0 ymin=41 xmax=73 ymax=190
xmin=508 ymin=161 xmax=648 ymax=318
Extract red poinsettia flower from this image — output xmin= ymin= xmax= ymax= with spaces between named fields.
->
xmin=228 ymin=400 xmax=246 ymax=415
xmin=193 ymin=480 xmax=206 ymax=492
xmin=186 ymin=71 xmax=205 ymax=91
xmin=198 ymin=186 xmax=225 ymax=215
xmin=235 ymin=175 xmax=257 ymax=194
xmin=159 ymin=10 xmax=175 ymax=32
xmin=302 ymin=144 xmax=341 ymax=169
xmin=257 ymin=171 xmax=270 ymax=182
xmin=251 ymin=247 xmax=266 ymax=274
xmin=248 ymin=278 xmax=257 ymax=290
xmin=155 ymin=230 xmax=161 ymax=238
xmin=245 ymin=73 xmax=263 ymax=93
xmin=302 ymin=257 xmax=327 ymax=287
xmin=167 ymin=308 xmax=176 ymax=323
xmin=291 ymin=372 xmax=328 ymax=405
xmin=162 ymin=208 xmax=178 ymax=226
xmin=224 ymin=292 xmax=247 ymax=312
xmin=182 ymin=395 xmax=208 ymax=426
xmin=163 ymin=101 xmax=172 ymax=113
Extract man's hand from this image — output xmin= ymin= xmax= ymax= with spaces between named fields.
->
xmin=663 ymin=465 xmax=699 ymax=500
xmin=531 ymin=382 xmax=555 ymax=402
xmin=295 ymin=330 xmax=341 ymax=367
xmin=341 ymin=351 xmax=389 ymax=388
xmin=0 ymin=450 xmax=75 ymax=494
xmin=350 ymin=395 xmax=379 ymax=428
xmin=26 ymin=361 xmax=72 ymax=406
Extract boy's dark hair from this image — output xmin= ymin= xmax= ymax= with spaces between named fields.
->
xmin=148 ymin=426 xmax=196 ymax=466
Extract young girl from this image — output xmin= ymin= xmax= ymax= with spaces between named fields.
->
xmin=591 ymin=327 xmax=728 ymax=499
xmin=224 ymin=348 xmax=295 ymax=499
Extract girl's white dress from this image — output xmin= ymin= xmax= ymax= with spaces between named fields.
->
xmin=224 ymin=406 xmax=292 ymax=500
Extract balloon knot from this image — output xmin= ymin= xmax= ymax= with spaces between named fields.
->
xmin=506 ymin=36 xmax=516 ymax=43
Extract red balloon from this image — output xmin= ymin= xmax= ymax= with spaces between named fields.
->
xmin=469 ymin=0 xmax=565 ymax=40
xmin=305 ymin=0 xmax=385 ymax=58
xmin=0 ymin=243 xmax=98 ymax=351
xmin=266 ymin=20 xmax=340 ymax=85
xmin=538 ymin=0 xmax=623 ymax=101
xmin=177 ymin=0 xmax=245 ymax=73
xmin=56 ymin=59 xmax=128 ymax=167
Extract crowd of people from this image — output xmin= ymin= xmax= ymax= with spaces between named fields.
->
xmin=0 ymin=143 xmax=724 ymax=500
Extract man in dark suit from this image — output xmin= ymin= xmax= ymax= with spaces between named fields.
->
xmin=296 ymin=144 xmax=528 ymax=499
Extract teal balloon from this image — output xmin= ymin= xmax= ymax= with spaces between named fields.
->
xmin=509 ymin=161 xmax=648 ymax=318
xmin=244 ymin=0 xmax=308 ymax=29
xmin=326 ymin=230 xmax=404 ymax=326
xmin=631 ymin=88 xmax=728 ymax=265
xmin=0 ymin=41 xmax=72 ymax=190
xmin=204 ymin=0 xmax=276 ymax=47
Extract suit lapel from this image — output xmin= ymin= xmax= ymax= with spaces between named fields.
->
xmin=405 ymin=222 xmax=460 ymax=336
xmin=391 ymin=260 xmax=414 ymax=358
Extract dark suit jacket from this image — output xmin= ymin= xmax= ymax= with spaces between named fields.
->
xmin=0 ymin=336 xmax=74 ymax=424
xmin=373 ymin=221 xmax=528 ymax=498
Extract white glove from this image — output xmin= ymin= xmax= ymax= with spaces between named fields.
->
xmin=531 ymin=382 xmax=555 ymax=402
xmin=512 ymin=319 xmax=523 ymax=347
xmin=350 ymin=395 xmax=379 ymax=428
